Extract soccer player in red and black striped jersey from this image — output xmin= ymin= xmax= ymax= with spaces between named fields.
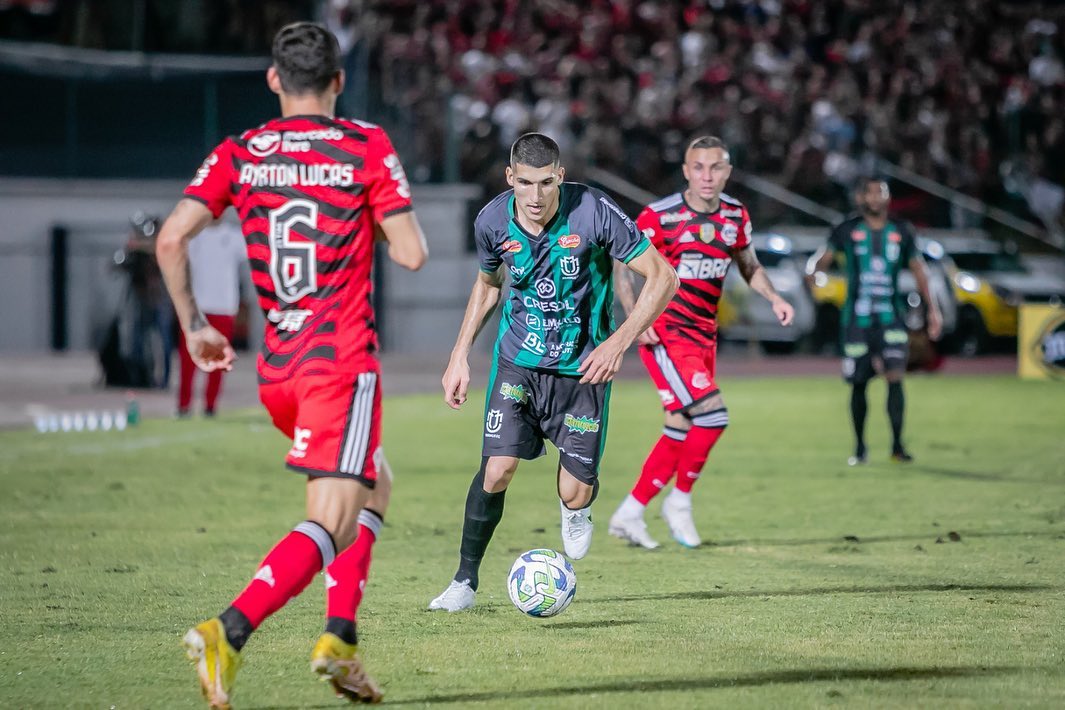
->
xmin=609 ymin=136 xmax=794 ymax=550
xmin=156 ymin=22 xmax=427 ymax=707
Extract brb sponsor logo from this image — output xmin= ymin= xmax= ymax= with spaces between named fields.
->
xmin=677 ymin=255 xmax=731 ymax=280
xmin=485 ymin=409 xmax=504 ymax=437
xmin=563 ymin=414 xmax=600 ymax=434
xmin=267 ymin=308 xmax=314 ymax=333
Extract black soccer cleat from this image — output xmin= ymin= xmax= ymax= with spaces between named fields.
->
xmin=890 ymin=448 xmax=914 ymax=463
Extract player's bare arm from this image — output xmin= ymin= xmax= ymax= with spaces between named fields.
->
xmin=157 ymin=198 xmax=237 ymax=373
xmin=443 ymin=268 xmax=505 ymax=409
xmin=377 ymin=211 xmax=428 ymax=271
xmin=735 ymin=245 xmax=794 ymax=326
xmin=578 ymin=247 xmax=678 ymax=385
xmin=909 ymin=254 xmax=943 ymax=340
xmin=805 ymin=245 xmax=835 ymax=289
xmin=614 ymin=261 xmax=660 ymax=346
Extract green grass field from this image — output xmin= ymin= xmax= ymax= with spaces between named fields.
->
xmin=1 ymin=374 xmax=1064 ymax=708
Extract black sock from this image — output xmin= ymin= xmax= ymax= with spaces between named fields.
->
xmin=850 ymin=382 xmax=868 ymax=455
xmin=455 ymin=458 xmax=506 ymax=591
xmin=325 ymin=617 xmax=358 ymax=645
xmin=219 ymin=606 xmax=253 ymax=652
xmin=888 ymin=381 xmax=905 ymax=451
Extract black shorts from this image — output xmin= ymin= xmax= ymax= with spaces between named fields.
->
xmin=481 ymin=358 xmax=610 ymax=485
xmin=842 ymin=320 xmax=909 ymax=384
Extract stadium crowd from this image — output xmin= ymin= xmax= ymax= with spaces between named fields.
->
xmin=4 ymin=0 xmax=1065 ymax=229
xmin=349 ymin=0 xmax=1065 ymax=228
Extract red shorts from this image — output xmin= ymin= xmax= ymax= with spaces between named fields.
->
xmin=258 ymin=367 xmax=382 ymax=487
xmin=638 ymin=337 xmax=719 ymax=413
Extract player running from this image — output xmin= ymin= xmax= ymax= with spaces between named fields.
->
xmin=156 ymin=22 xmax=427 ymax=708
xmin=807 ymin=176 xmax=942 ymax=465
xmin=608 ymin=136 xmax=795 ymax=550
xmin=428 ymin=133 xmax=678 ymax=612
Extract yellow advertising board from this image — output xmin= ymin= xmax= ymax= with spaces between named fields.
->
xmin=1018 ymin=304 xmax=1065 ymax=380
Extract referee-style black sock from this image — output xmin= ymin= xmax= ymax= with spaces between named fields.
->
xmin=850 ymin=382 xmax=868 ymax=456
xmin=455 ymin=458 xmax=506 ymax=591
xmin=325 ymin=616 xmax=358 ymax=646
xmin=219 ymin=606 xmax=253 ymax=652
xmin=887 ymin=381 xmax=905 ymax=452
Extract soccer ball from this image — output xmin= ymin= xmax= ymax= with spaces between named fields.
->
xmin=507 ymin=548 xmax=577 ymax=617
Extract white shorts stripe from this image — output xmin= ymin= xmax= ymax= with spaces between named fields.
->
xmin=340 ymin=372 xmax=377 ymax=475
xmin=653 ymin=345 xmax=692 ymax=406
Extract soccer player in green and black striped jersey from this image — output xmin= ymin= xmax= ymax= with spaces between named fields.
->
xmin=428 ymin=133 xmax=678 ymax=612
xmin=809 ymin=176 xmax=942 ymax=465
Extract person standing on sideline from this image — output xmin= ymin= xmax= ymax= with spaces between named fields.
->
xmin=156 ymin=22 xmax=427 ymax=707
xmin=177 ymin=216 xmax=247 ymax=417
xmin=427 ymin=132 xmax=678 ymax=613
xmin=807 ymin=176 xmax=942 ymax=465
xmin=608 ymin=136 xmax=795 ymax=550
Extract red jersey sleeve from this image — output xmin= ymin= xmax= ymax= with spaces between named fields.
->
xmin=184 ymin=139 xmax=235 ymax=218
xmin=736 ymin=205 xmax=753 ymax=251
xmin=636 ymin=207 xmax=667 ymax=252
xmin=366 ymin=128 xmax=414 ymax=223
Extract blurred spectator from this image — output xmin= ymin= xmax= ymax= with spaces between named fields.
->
xmin=176 ymin=217 xmax=247 ymax=418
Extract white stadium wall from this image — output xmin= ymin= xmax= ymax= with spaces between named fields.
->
xmin=0 ymin=179 xmax=484 ymax=354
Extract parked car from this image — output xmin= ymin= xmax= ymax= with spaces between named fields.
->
xmin=937 ymin=237 xmax=1065 ymax=355
xmin=717 ymin=234 xmax=816 ymax=353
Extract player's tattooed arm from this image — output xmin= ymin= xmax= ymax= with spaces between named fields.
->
xmin=157 ymin=198 xmax=236 ymax=372
xmin=736 ymin=246 xmax=794 ymax=326
xmin=613 ymin=260 xmax=637 ymax=315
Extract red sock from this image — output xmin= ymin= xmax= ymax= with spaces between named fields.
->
xmin=231 ymin=521 xmax=336 ymax=629
xmin=325 ymin=509 xmax=383 ymax=622
xmin=631 ymin=427 xmax=688 ymax=505
xmin=675 ymin=410 xmax=728 ymax=493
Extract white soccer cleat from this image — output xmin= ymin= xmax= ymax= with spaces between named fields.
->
xmin=428 ymin=580 xmax=476 ymax=612
xmin=661 ymin=495 xmax=702 ymax=548
xmin=608 ymin=511 xmax=660 ymax=550
xmin=560 ymin=501 xmax=594 ymax=560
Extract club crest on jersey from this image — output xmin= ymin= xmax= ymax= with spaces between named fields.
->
xmin=699 ymin=224 xmax=716 ymax=244
xmin=720 ymin=222 xmax=739 ymax=246
xmin=503 ymin=239 xmax=523 ymax=253
xmin=564 ymin=414 xmax=600 ymax=434
xmin=560 ymin=256 xmax=579 ymax=279
xmin=485 ymin=409 xmax=504 ymax=435
xmin=499 ymin=382 xmax=528 ymax=404
xmin=558 ymin=234 xmax=581 ymax=248
xmin=248 ymin=131 xmax=281 ymax=157
xmin=851 ymin=229 xmax=866 ymax=242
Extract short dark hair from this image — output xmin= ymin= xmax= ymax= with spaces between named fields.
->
xmin=686 ymin=135 xmax=730 ymax=160
xmin=510 ymin=133 xmax=560 ymax=168
xmin=271 ymin=22 xmax=342 ymax=95
xmin=854 ymin=175 xmax=889 ymax=193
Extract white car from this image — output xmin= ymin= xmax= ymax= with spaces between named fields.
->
xmin=717 ymin=234 xmax=816 ymax=352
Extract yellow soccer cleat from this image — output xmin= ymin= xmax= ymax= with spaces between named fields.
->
xmin=182 ymin=618 xmax=242 ymax=709
xmin=310 ymin=632 xmax=383 ymax=704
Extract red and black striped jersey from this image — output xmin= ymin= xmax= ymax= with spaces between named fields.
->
xmin=184 ymin=115 xmax=413 ymax=382
xmin=638 ymin=191 xmax=752 ymax=346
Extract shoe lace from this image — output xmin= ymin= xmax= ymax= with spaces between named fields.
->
xmin=563 ymin=510 xmax=588 ymax=539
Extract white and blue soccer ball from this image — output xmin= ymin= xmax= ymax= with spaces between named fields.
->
xmin=507 ymin=548 xmax=577 ymax=617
